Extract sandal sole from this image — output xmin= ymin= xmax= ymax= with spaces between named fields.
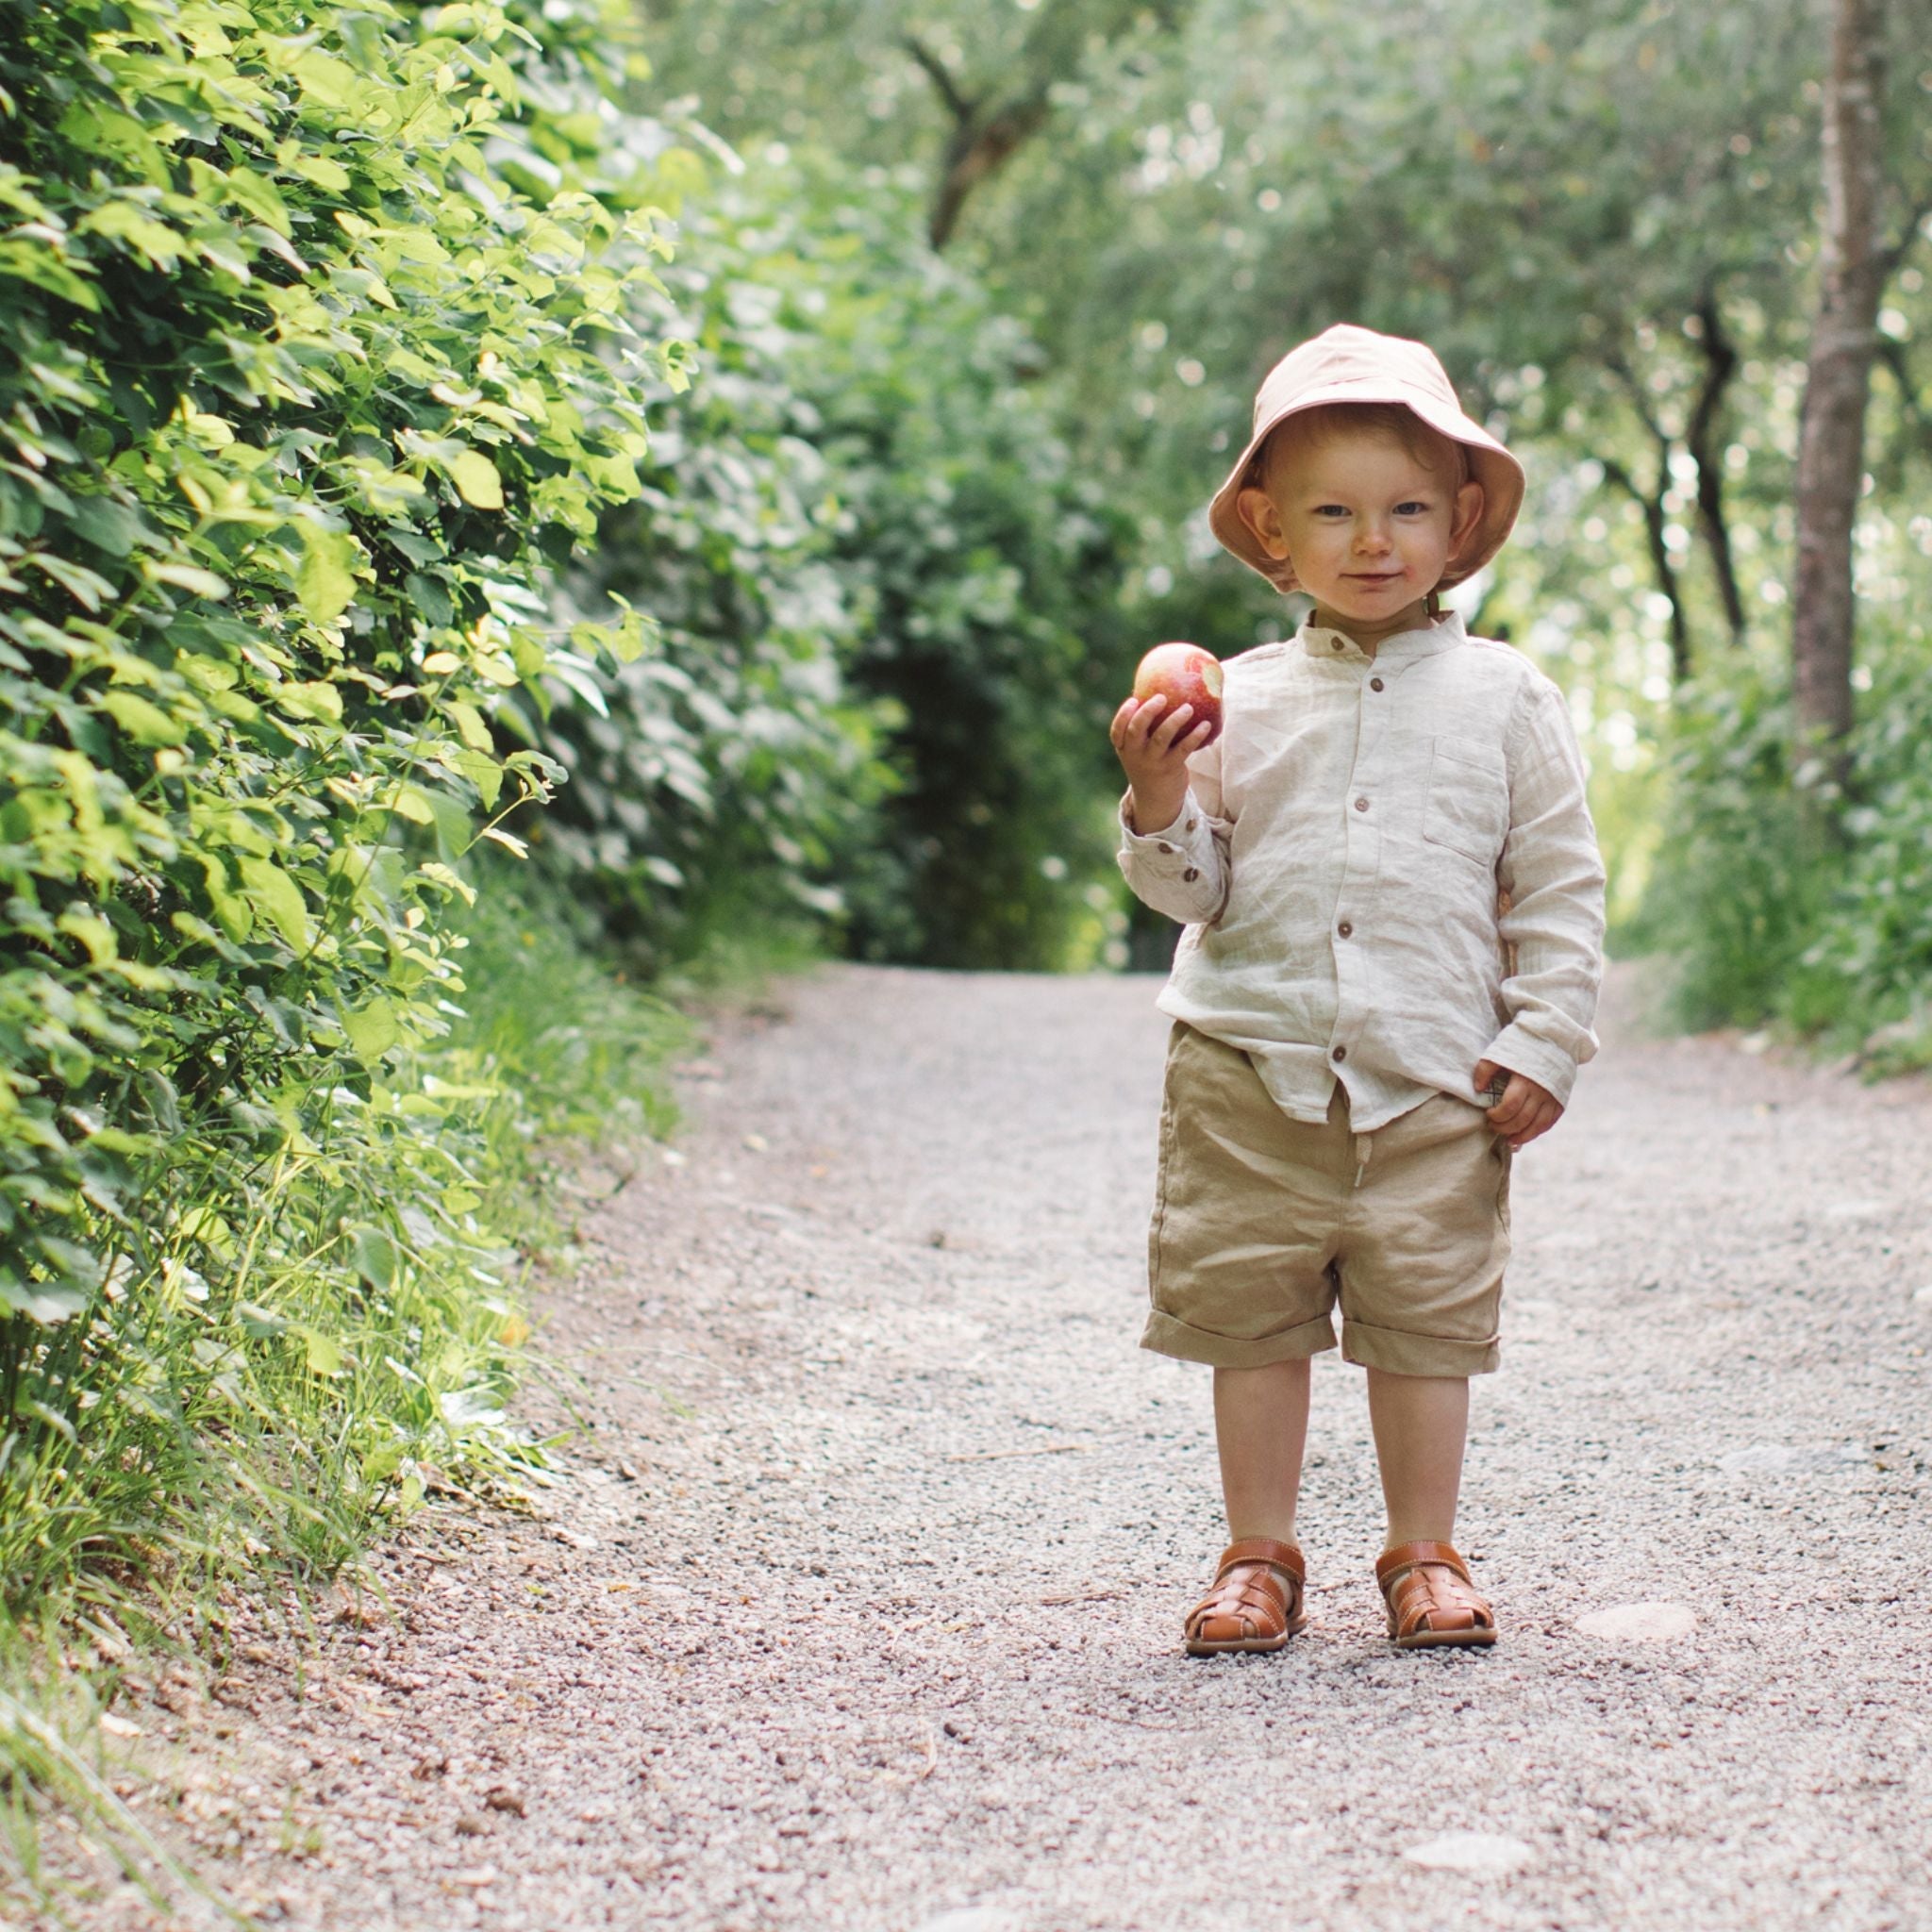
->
xmin=1391 ymin=1626 xmax=1498 ymax=1650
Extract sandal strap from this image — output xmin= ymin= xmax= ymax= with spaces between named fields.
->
xmin=1186 ymin=1538 xmax=1307 ymax=1642
xmin=1375 ymin=1540 xmax=1492 ymax=1639
xmin=1374 ymin=1539 xmax=1471 ymax=1589
xmin=1215 ymin=1536 xmax=1305 ymax=1584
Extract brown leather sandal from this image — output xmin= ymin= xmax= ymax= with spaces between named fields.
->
xmin=1375 ymin=1540 xmax=1498 ymax=1650
xmin=1184 ymin=1536 xmax=1308 ymax=1656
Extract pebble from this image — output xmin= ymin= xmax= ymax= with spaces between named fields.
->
xmin=1401 ymin=1830 xmax=1535 ymax=1874
xmin=1576 ymin=1602 xmax=1700 ymax=1642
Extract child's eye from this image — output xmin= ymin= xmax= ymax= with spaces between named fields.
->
xmin=1313 ymin=504 xmax=1350 ymax=519
xmin=1395 ymin=500 xmax=1429 ymax=516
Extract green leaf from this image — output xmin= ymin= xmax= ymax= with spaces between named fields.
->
xmin=450 ymin=450 xmax=504 ymax=509
xmin=97 ymin=689 xmax=183 ymax=745
xmin=295 ymin=525 xmax=360 ymax=624
xmin=299 ymin=1327 xmax=345 ymax=1375
xmin=199 ymin=858 xmax=253 ymax=941
xmin=236 ymin=857 xmax=311 ymax=951
xmin=349 ymin=1226 xmax=399 ymax=1293
xmin=342 ymin=997 xmax=403 ymax=1061
xmin=145 ymin=560 xmax=229 ymax=600
xmin=293 ymin=50 xmax=360 ymax=108
xmin=452 ymin=748 xmax=503 ymax=810
xmin=446 ymin=700 xmax=494 ymax=752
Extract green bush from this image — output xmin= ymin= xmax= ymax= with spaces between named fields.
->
xmin=800 ymin=166 xmax=1139 ymax=970
xmin=1631 ymin=599 xmax=1932 ymax=1059
xmin=537 ymin=151 xmax=1139 ymax=972
xmin=1786 ymin=611 xmax=1932 ymax=1062
xmin=528 ymin=146 xmax=899 ymax=973
xmin=1621 ymin=658 xmax=1826 ymax=1030
xmin=0 ymin=0 xmax=685 ymax=1604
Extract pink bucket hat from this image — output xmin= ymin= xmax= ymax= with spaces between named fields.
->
xmin=1207 ymin=323 xmax=1525 ymax=595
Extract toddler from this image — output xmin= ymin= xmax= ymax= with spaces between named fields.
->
xmin=1111 ymin=323 xmax=1607 ymax=1652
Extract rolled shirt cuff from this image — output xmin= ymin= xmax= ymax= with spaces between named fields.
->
xmin=1117 ymin=787 xmax=1224 ymax=874
xmin=1478 ymin=1020 xmax=1586 ymax=1108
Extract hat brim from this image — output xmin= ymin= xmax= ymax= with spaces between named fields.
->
xmin=1207 ymin=381 xmax=1524 ymax=595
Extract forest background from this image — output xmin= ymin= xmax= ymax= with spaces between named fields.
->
xmin=0 ymin=0 xmax=1926 ymax=1905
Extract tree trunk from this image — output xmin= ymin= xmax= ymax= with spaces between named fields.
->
xmin=1790 ymin=0 xmax=1888 ymax=801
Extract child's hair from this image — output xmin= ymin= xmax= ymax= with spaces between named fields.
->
xmin=1246 ymin=401 xmax=1470 ymax=495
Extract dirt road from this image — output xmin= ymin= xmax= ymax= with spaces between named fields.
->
xmin=52 ymin=962 xmax=1932 ymax=1932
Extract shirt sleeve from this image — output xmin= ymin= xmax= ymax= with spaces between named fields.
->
xmin=1482 ymin=678 xmax=1607 ymax=1106
xmin=1115 ymin=740 xmax=1234 ymax=926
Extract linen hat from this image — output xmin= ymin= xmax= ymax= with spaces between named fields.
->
xmin=1206 ymin=322 xmax=1524 ymax=594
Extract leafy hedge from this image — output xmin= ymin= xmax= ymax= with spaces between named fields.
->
xmin=0 ymin=0 xmax=684 ymax=1597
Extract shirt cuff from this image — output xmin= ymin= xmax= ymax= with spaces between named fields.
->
xmin=1479 ymin=1022 xmax=1583 ymax=1109
xmin=1118 ymin=788 xmax=1223 ymax=870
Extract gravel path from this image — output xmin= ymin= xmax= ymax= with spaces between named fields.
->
xmin=48 ymin=960 xmax=1932 ymax=1932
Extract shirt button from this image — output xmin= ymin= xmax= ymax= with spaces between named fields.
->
xmin=1370 ymin=677 xmax=1385 ymax=691
xmin=1338 ymin=920 xmax=1353 ymax=938
xmin=1355 ymin=796 xmax=1370 ymax=811
xmin=1185 ymin=820 xmax=1196 ymax=831
xmin=1331 ymin=1045 xmax=1347 ymax=1062
xmin=1183 ymin=867 xmax=1199 ymax=882
xmin=1332 ymin=641 xmax=1344 ymax=652
xmin=1157 ymin=841 xmax=1176 ymax=854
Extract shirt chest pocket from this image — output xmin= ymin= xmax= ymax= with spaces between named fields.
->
xmin=1421 ymin=737 xmax=1509 ymax=871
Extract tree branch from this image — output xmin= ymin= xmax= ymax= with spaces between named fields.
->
xmin=908 ymin=0 xmax=1195 ymax=250
xmin=1684 ymin=288 xmax=1747 ymax=641
xmin=901 ymin=34 xmax=975 ymax=126
xmin=1603 ymin=354 xmax=1693 ymax=679
xmin=1600 ymin=453 xmax=1690 ymax=684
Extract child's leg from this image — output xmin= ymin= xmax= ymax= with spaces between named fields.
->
xmin=1212 ymin=1357 xmax=1311 ymax=1541
xmin=1364 ymin=1366 xmax=1468 ymax=1548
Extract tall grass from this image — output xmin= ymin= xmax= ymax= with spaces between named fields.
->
xmin=0 ymin=862 xmax=690 ymax=1917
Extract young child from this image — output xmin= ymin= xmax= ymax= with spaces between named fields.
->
xmin=1111 ymin=322 xmax=1607 ymax=1653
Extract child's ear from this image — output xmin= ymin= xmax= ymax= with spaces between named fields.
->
xmin=1236 ymin=485 xmax=1291 ymax=561
xmin=1447 ymin=478 xmax=1486 ymax=563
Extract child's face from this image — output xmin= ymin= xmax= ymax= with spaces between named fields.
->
xmin=1235 ymin=425 xmax=1485 ymax=637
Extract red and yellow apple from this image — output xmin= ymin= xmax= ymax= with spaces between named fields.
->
xmin=1132 ymin=642 xmax=1224 ymax=745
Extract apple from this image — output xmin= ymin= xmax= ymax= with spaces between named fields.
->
xmin=1133 ymin=642 xmax=1224 ymax=746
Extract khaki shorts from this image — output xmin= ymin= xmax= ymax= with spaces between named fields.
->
xmin=1142 ymin=1023 xmax=1512 ymax=1376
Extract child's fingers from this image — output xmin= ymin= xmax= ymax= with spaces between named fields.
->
xmin=1120 ymin=693 xmax=1167 ymax=748
xmin=1504 ymin=1094 xmax=1562 ymax=1148
xmin=1487 ymin=1074 xmax=1548 ymax=1133
xmin=1148 ymin=702 xmax=1196 ymax=752
xmin=1108 ymin=697 xmax=1141 ymax=749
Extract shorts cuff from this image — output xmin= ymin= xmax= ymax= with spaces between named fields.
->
xmin=1341 ymin=1318 xmax=1499 ymax=1378
xmin=1140 ymin=1308 xmax=1338 ymax=1369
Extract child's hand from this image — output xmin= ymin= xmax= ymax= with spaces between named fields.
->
xmin=1472 ymin=1059 xmax=1562 ymax=1150
xmin=1110 ymin=692 xmax=1215 ymax=836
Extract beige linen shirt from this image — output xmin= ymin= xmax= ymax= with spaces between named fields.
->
xmin=1118 ymin=609 xmax=1606 ymax=1133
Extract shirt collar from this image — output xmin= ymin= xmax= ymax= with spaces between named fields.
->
xmin=1298 ymin=607 xmax=1468 ymax=668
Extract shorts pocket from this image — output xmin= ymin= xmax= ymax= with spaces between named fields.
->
xmin=1422 ymin=737 xmax=1509 ymax=870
